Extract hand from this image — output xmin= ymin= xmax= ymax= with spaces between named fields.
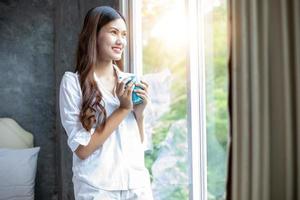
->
xmin=133 ymin=80 xmax=150 ymax=120
xmin=116 ymin=78 xmax=134 ymax=110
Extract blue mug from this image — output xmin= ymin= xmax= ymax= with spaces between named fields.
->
xmin=123 ymin=75 xmax=144 ymax=105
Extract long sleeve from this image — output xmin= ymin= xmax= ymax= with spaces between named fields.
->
xmin=59 ymin=72 xmax=95 ymax=152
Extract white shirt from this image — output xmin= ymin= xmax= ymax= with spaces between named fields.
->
xmin=59 ymin=66 xmax=150 ymax=193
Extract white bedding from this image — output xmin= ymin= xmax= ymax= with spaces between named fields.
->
xmin=0 ymin=118 xmax=39 ymax=200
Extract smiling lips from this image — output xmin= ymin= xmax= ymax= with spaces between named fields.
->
xmin=112 ymin=46 xmax=122 ymax=54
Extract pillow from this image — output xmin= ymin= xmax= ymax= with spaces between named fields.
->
xmin=0 ymin=147 xmax=40 ymax=200
xmin=0 ymin=118 xmax=33 ymax=148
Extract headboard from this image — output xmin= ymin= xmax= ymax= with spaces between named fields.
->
xmin=0 ymin=118 xmax=33 ymax=148
xmin=0 ymin=118 xmax=38 ymax=200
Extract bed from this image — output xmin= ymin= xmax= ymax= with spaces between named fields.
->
xmin=0 ymin=118 xmax=40 ymax=200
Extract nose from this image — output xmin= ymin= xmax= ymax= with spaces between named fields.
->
xmin=116 ymin=37 xmax=126 ymax=46
xmin=116 ymin=38 xmax=122 ymax=44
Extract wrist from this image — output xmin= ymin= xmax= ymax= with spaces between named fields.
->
xmin=134 ymin=113 xmax=144 ymax=122
xmin=118 ymin=106 xmax=131 ymax=114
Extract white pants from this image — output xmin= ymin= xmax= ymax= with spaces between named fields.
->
xmin=74 ymin=182 xmax=154 ymax=200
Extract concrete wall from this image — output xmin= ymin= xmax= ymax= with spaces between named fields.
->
xmin=0 ymin=0 xmax=57 ymax=199
xmin=0 ymin=0 xmax=118 ymax=199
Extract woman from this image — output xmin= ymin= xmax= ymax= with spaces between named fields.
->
xmin=59 ymin=6 xmax=153 ymax=200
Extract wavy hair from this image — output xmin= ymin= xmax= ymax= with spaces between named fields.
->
xmin=75 ymin=6 xmax=125 ymax=131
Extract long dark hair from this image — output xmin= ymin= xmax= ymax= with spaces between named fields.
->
xmin=75 ymin=6 xmax=125 ymax=131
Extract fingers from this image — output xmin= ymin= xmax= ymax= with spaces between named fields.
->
xmin=134 ymin=93 xmax=148 ymax=105
xmin=116 ymin=77 xmax=131 ymax=96
xmin=135 ymin=80 xmax=149 ymax=92
xmin=133 ymin=88 xmax=147 ymax=95
xmin=117 ymin=77 xmax=149 ymax=99
xmin=134 ymin=89 xmax=149 ymax=101
xmin=126 ymin=81 xmax=135 ymax=96
xmin=119 ymin=81 xmax=134 ymax=97
xmin=140 ymin=80 xmax=149 ymax=88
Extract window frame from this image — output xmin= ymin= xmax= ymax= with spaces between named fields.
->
xmin=186 ymin=0 xmax=208 ymax=199
xmin=119 ymin=0 xmax=143 ymax=76
xmin=119 ymin=0 xmax=208 ymax=199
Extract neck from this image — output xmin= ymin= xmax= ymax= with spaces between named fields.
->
xmin=94 ymin=60 xmax=114 ymax=78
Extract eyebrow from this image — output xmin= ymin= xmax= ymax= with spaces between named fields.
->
xmin=110 ymin=26 xmax=127 ymax=33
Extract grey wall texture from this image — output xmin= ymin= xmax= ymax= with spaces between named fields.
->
xmin=0 ymin=0 xmax=57 ymax=199
xmin=0 ymin=0 xmax=118 ymax=199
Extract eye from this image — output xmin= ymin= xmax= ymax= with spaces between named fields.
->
xmin=122 ymin=32 xmax=127 ymax=37
xmin=111 ymin=30 xmax=118 ymax=35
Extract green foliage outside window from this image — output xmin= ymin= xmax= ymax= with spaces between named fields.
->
xmin=142 ymin=1 xmax=228 ymax=199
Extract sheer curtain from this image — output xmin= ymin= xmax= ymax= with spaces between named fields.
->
xmin=226 ymin=0 xmax=300 ymax=199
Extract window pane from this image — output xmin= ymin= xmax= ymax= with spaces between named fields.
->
xmin=141 ymin=0 xmax=189 ymax=199
xmin=204 ymin=1 xmax=229 ymax=199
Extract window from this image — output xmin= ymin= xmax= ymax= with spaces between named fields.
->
xmin=120 ymin=0 xmax=228 ymax=199
xmin=203 ymin=1 xmax=229 ymax=199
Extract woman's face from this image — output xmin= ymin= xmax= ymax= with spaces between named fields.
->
xmin=97 ymin=18 xmax=127 ymax=61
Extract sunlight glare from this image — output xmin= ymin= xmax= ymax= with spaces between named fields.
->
xmin=150 ymin=2 xmax=187 ymax=48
